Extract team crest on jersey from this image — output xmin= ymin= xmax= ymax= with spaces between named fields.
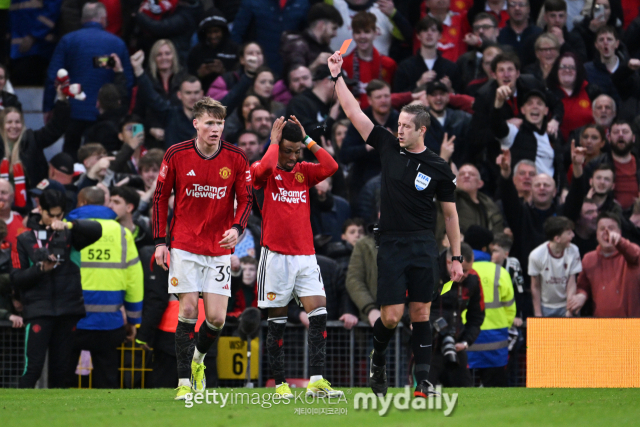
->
xmin=267 ymin=292 xmax=276 ymax=301
xmin=159 ymin=162 xmax=168 ymax=181
xmin=295 ymin=172 xmax=304 ymax=183
xmin=415 ymin=172 xmax=431 ymax=191
xmin=219 ymin=167 xmax=231 ymax=179
xmin=170 ymin=277 xmax=179 ymax=287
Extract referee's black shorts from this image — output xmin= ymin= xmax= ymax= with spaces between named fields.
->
xmin=376 ymin=230 xmax=439 ymax=306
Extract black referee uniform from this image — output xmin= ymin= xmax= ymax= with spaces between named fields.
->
xmin=366 ymin=125 xmax=457 ymax=304
xmin=366 ymin=124 xmax=458 ymax=397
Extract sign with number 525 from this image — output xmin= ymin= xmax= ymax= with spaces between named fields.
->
xmin=217 ymin=337 xmax=259 ymax=380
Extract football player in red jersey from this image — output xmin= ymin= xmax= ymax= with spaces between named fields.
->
xmin=251 ymin=116 xmax=343 ymax=399
xmin=152 ymin=97 xmax=253 ymax=400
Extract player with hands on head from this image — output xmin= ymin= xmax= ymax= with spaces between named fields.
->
xmin=328 ymin=51 xmax=463 ymax=399
xmin=152 ymin=97 xmax=253 ymax=400
xmin=251 ymin=113 xmax=340 ymax=399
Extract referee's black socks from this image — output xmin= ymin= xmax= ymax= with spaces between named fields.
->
xmin=267 ymin=317 xmax=287 ymax=385
xmin=372 ymin=317 xmax=397 ymax=366
xmin=176 ymin=317 xmax=197 ymax=380
xmin=307 ymin=307 xmax=327 ymax=377
xmin=411 ymin=321 xmax=432 ymax=383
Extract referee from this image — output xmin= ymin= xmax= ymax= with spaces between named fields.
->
xmin=328 ymin=52 xmax=464 ymax=398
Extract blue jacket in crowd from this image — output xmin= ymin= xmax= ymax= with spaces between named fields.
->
xmin=43 ymin=22 xmax=134 ymax=122
xmin=10 ymin=0 xmax=62 ymax=61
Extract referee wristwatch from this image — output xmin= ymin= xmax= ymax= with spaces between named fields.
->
xmin=451 ymin=256 xmax=464 ymax=263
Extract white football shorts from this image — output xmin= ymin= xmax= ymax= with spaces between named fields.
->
xmin=168 ymin=248 xmax=231 ymax=297
xmin=257 ymin=247 xmax=326 ymax=308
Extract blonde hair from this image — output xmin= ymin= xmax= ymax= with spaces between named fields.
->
xmin=149 ymin=39 xmax=181 ymax=79
xmin=0 ymin=107 xmax=25 ymax=166
xmin=535 ymin=32 xmax=560 ymax=50
xmin=193 ymin=97 xmax=226 ymax=120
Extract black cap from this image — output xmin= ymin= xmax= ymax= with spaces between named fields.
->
xmin=29 ymin=179 xmax=67 ymax=197
xmin=426 ymin=81 xmax=449 ymax=94
xmin=312 ymin=64 xmax=333 ymax=81
xmin=464 ymin=225 xmax=494 ymax=251
xmin=49 ymin=152 xmax=74 ymax=175
xmin=519 ymin=89 xmax=547 ymax=107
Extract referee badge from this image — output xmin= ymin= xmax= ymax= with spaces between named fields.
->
xmin=415 ymin=172 xmax=431 ymax=191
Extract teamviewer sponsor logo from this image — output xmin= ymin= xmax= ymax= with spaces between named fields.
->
xmin=186 ymin=184 xmax=227 ymax=199
xmin=272 ymin=188 xmax=307 ymax=203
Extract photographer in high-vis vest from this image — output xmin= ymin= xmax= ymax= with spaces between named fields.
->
xmin=466 ymin=260 xmax=516 ymax=387
xmin=66 ymin=186 xmax=143 ymax=388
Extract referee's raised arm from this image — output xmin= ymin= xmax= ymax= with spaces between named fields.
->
xmin=328 ymin=52 xmax=374 ymax=142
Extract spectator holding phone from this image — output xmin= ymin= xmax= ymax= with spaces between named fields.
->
xmin=44 ymin=2 xmax=134 ymax=160
xmin=187 ymin=8 xmax=239 ymax=93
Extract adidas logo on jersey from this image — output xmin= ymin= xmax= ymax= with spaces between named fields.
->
xmin=275 ymin=175 xmax=283 ymax=180
xmin=222 ymin=284 xmax=229 ymax=290
xmin=187 ymin=170 xmax=196 ymax=176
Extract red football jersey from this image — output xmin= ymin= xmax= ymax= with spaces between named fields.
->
xmin=152 ymin=139 xmax=253 ymax=257
xmin=342 ymin=48 xmax=397 ymax=108
xmin=251 ymin=144 xmax=338 ymax=255
xmin=5 ymin=211 xmax=25 ymax=249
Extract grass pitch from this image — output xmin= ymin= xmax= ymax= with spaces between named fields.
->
xmin=1 ymin=387 xmax=639 ymax=427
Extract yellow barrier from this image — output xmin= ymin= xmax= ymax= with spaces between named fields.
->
xmin=76 ymin=341 xmax=152 ymax=389
xmin=527 ymin=318 xmax=640 ymax=388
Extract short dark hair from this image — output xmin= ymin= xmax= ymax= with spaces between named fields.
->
xmin=119 ymin=114 xmax=143 ymax=132
xmin=491 ymin=52 xmax=521 ymax=72
xmin=352 ymin=11 xmax=376 ymax=32
xmin=595 ymin=25 xmax=618 ymax=40
xmin=474 ymin=12 xmax=498 ymax=26
xmin=416 ymin=16 xmax=442 ymax=34
xmin=597 ymin=211 xmax=621 ymax=229
xmin=282 ymin=121 xmax=303 ymax=143
xmin=491 ymin=232 xmax=513 ymax=252
xmin=78 ymin=143 xmax=107 ymax=163
xmin=110 ymin=185 xmax=140 ymax=211
xmin=400 ymin=103 xmax=431 ymax=131
xmin=40 ymin=188 xmax=67 ymax=213
xmin=98 ymin=83 xmax=121 ymax=111
xmin=341 ymin=218 xmax=364 ymax=234
xmin=248 ymin=106 xmax=270 ymax=123
xmin=544 ymin=0 xmax=567 ymax=13
xmin=611 ymin=119 xmax=635 ymax=133
xmin=365 ymin=79 xmax=390 ymax=96
xmin=138 ymin=149 xmax=164 ymax=172
xmin=593 ymin=162 xmax=615 ymax=179
xmin=544 ymin=216 xmax=574 ymax=241
xmin=240 ymin=256 xmax=258 ymax=266
xmin=307 ymin=3 xmax=343 ymax=26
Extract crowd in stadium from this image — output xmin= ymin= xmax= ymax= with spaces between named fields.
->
xmin=1 ymin=0 xmax=640 ymax=389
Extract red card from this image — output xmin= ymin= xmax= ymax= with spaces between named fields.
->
xmin=339 ymin=39 xmax=352 ymax=55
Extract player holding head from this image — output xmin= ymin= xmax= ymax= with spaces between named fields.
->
xmin=327 ymin=51 xmax=463 ymax=398
xmin=152 ymin=97 xmax=253 ymax=400
xmin=251 ymin=116 xmax=340 ymax=399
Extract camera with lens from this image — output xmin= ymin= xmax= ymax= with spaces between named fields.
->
xmin=433 ymin=317 xmax=458 ymax=365
xmin=33 ymin=231 xmax=68 ymax=263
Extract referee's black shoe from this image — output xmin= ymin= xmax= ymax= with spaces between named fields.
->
xmin=369 ymin=350 xmax=388 ymax=397
xmin=414 ymin=380 xmax=440 ymax=399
